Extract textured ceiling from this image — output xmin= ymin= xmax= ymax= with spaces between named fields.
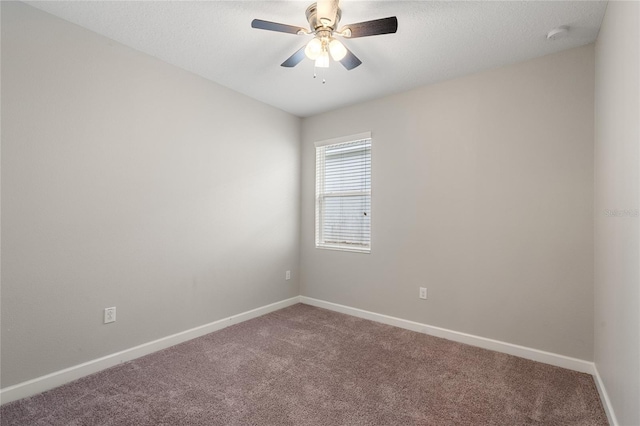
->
xmin=25 ymin=1 xmax=607 ymax=117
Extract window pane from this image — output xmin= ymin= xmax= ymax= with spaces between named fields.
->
xmin=322 ymin=194 xmax=370 ymax=245
xmin=324 ymin=146 xmax=371 ymax=193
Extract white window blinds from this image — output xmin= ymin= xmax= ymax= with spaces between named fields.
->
xmin=315 ymin=134 xmax=371 ymax=253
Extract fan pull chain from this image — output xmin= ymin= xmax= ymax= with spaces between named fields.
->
xmin=313 ymin=67 xmax=327 ymax=84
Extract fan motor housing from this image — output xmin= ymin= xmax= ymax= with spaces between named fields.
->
xmin=305 ymin=3 xmax=342 ymax=31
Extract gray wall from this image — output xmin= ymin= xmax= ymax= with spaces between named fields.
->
xmin=1 ymin=2 xmax=300 ymax=388
xmin=301 ymin=45 xmax=595 ymax=361
xmin=594 ymin=2 xmax=640 ymax=425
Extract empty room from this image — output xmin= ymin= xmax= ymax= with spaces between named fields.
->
xmin=1 ymin=0 xmax=638 ymax=425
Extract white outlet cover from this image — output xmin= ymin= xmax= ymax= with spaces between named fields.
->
xmin=419 ymin=287 xmax=427 ymax=300
xmin=104 ymin=307 xmax=116 ymax=324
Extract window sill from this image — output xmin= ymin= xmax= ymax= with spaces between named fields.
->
xmin=315 ymin=244 xmax=371 ymax=254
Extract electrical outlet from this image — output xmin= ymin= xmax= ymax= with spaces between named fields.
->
xmin=286 ymin=270 xmax=291 ymax=280
xmin=419 ymin=287 xmax=427 ymax=300
xmin=104 ymin=307 xmax=116 ymax=324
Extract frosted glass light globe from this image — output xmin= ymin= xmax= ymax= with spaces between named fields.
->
xmin=305 ymin=38 xmax=323 ymax=60
xmin=315 ymin=51 xmax=330 ymax=68
xmin=329 ymin=39 xmax=347 ymax=61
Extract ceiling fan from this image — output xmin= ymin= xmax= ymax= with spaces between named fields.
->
xmin=251 ymin=0 xmax=398 ymax=70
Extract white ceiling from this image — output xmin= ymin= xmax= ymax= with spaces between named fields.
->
xmin=25 ymin=1 xmax=607 ymax=117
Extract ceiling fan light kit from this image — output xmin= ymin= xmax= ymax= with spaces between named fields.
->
xmin=251 ymin=0 xmax=398 ymax=72
xmin=304 ymin=34 xmax=347 ymax=66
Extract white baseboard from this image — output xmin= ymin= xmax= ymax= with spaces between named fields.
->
xmin=593 ymin=364 xmax=619 ymax=426
xmin=300 ymin=296 xmax=595 ymax=375
xmin=0 ymin=296 xmax=301 ymax=405
xmin=4 ymin=294 xmax=615 ymax=423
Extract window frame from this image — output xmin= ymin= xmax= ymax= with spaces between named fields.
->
xmin=314 ymin=132 xmax=372 ymax=254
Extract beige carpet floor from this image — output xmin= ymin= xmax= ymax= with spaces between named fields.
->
xmin=1 ymin=303 xmax=608 ymax=425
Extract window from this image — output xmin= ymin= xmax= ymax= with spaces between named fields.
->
xmin=315 ymin=132 xmax=371 ymax=253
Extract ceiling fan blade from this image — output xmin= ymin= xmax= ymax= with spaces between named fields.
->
xmin=251 ymin=19 xmax=307 ymax=35
xmin=341 ymin=16 xmax=398 ymax=38
xmin=339 ymin=47 xmax=362 ymax=70
xmin=317 ymin=0 xmax=339 ymax=27
xmin=281 ymin=45 xmax=307 ymax=68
